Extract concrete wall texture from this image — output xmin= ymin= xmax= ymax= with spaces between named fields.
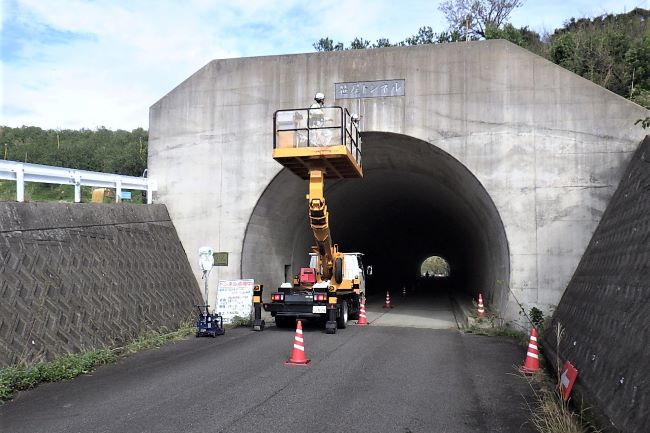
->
xmin=0 ymin=203 xmax=201 ymax=367
xmin=149 ymin=40 xmax=649 ymax=321
xmin=544 ymin=136 xmax=650 ymax=433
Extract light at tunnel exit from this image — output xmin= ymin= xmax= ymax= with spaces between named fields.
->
xmin=420 ymin=256 xmax=450 ymax=278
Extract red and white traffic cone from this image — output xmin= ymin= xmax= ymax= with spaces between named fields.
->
xmin=477 ymin=293 xmax=485 ymax=317
xmin=285 ymin=320 xmax=310 ymax=366
xmin=383 ymin=291 xmax=393 ymax=308
xmin=521 ymin=327 xmax=541 ymax=373
xmin=357 ymin=298 xmax=369 ymax=326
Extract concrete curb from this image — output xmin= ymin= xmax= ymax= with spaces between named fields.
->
xmin=449 ymin=293 xmax=477 ymax=330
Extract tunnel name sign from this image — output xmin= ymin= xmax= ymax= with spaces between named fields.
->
xmin=212 ymin=252 xmax=228 ymax=266
xmin=335 ymin=79 xmax=405 ymax=99
xmin=217 ymin=279 xmax=254 ymax=324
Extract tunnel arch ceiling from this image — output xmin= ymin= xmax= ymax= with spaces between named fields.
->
xmin=242 ymin=132 xmax=510 ymax=312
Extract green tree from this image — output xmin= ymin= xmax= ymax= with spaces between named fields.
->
xmin=313 ymin=37 xmax=344 ymax=52
xmin=485 ymin=23 xmax=545 ymax=55
xmin=350 ymin=37 xmax=371 ymax=49
xmin=0 ymin=126 xmax=148 ymax=176
xmin=372 ymin=38 xmax=393 ymax=48
xmin=438 ymin=0 xmax=524 ymax=39
xmin=404 ymin=26 xmax=437 ymax=45
xmin=547 ymin=8 xmax=650 ymax=108
xmin=625 ymin=34 xmax=650 ymax=107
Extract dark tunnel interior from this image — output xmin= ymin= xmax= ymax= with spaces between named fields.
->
xmin=242 ymin=132 xmax=511 ymax=311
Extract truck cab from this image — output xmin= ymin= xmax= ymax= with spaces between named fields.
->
xmin=308 ymin=252 xmax=366 ymax=297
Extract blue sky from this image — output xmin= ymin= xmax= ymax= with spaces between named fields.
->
xmin=1 ymin=0 xmax=648 ymax=130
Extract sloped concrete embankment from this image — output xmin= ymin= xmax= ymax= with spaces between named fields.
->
xmin=544 ymin=136 xmax=650 ymax=433
xmin=0 ymin=203 xmax=201 ymax=367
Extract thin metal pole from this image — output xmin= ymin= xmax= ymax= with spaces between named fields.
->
xmin=74 ymin=173 xmax=81 ymax=203
xmin=115 ymin=178 xmax=122 ymax=203
xmin=16 ymin=164 xmax=24 ymax=202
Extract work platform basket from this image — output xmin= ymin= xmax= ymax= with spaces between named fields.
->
xmin=272 ymin=106 xmax=362 ymax=179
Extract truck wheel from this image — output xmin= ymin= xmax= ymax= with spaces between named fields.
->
xmin=337 ymin=301 xmax=348 ymax=329
xmin=334 ymin=257 xmax=343 ymax=284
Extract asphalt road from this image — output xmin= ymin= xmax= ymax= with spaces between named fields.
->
xmin=1 ymin=292 xmax=536 ymax=433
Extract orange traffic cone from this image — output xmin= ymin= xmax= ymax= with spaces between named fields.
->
xmin=383 ymin=291 xmax=393 ymax=308
xmin=357 ymin=298 xmax=369 ymax=326
xmin=521 ymin=327 xmax=541 ymax=373
xmin=477 ymin=293 xmax=485 ymax=317
xmin=285 ymin=320 xmax=310 ymax=366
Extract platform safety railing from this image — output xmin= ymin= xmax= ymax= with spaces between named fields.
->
xmin=273 ymin=106 xmax=362 ymax=168
xmin=0 ymin=160 xmax=157 ymax=204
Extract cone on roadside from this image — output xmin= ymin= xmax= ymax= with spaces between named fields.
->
xmin=402 ymin=286 xmax=406 ymax=297
xmin=357 ymin=298 xmax=369 ymax=326
xmin=477 ymin=293 xmax=485 ymax=317
xmin=383 ymin=291 xmax=393 ymax=308
xmin=521 ymin=327 xmax=541 ymax=373
xmin=285 ymin=320 xmax=310 ymax=366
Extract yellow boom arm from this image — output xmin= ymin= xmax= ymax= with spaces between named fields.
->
xmin=307 ymin=167 xmax=343 ymax=282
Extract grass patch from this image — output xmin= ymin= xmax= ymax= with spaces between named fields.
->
xmin=0 ymin=349 xmax=117 ymax=401
xmin=519 ymin=371 xmax=601 ymax=433
xmin=0 ymin=321 xmax=194 ymax=403
xmin=227 ymin=315 xmax=252 ymax=329
xmin=117 ymin=323 xmax=194 ymax=356
xmin=517 ymin=322 xmax=602 ymax=433
xmin=465 ymin=323 xmax=528 ymax=344
xmin=464 ymin=312 xmax=528 ymax=344
xmin=466 ymin=323 xmax=526 ymax=338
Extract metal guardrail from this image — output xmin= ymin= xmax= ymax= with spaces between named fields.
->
xmin=0 ymin=160 xmax=157 ymax=203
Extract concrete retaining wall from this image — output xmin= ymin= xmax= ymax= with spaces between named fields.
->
xmin=0 ymin=203 xmax=201 ymax=367
xmin=544 ymin=136 xmax=650 ymax=433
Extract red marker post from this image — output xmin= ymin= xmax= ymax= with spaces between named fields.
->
xmin=559 ymin=361 xmax=578 ymax=401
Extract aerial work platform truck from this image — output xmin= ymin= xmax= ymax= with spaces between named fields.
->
xmin=264 ymin=102 xmax=367 ymax=333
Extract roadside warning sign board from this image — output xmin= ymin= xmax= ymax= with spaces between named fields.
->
xmin=216 ymin=279 xmax=254 ymax=324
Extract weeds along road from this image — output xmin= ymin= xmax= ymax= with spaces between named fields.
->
xmin=1 ymin=295 xmax=536 ymax=433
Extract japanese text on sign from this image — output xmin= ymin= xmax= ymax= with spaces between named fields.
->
xmin=213 ymin=252 xmax=228 ymax=266
xmin=216 ymin=279 xmax=254 ymax=324
xmin=335 ymin=79 xmax=405 ymax=99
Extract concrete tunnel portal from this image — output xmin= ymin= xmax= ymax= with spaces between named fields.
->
xmin=242 ymin=131 xmax=511 ymax=313
xmin=151 ymin=41 xmax=648 ymax=327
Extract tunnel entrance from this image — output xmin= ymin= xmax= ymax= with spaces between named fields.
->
xmin=242 ymin=132 xmax=510 ymax=314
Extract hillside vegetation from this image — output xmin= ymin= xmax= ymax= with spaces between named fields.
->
xmin=315 ymin=8 xmax=650 ymax=110
xmin=1 ymin=126 xmax=147 ymax=176
xmin=0 ymin=127 xmax=147 ymax=202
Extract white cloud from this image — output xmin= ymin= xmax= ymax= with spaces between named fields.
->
xmin=2 ymin=0 xmax=648 ymax=130
xmin=2 ymin=0 xmax=445 ymax=130
xmin=2 ymin=0 xmax=242 ymax=129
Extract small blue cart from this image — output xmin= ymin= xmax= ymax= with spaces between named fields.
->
xmin=195 ymin=305 xmax=225 ymax=337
